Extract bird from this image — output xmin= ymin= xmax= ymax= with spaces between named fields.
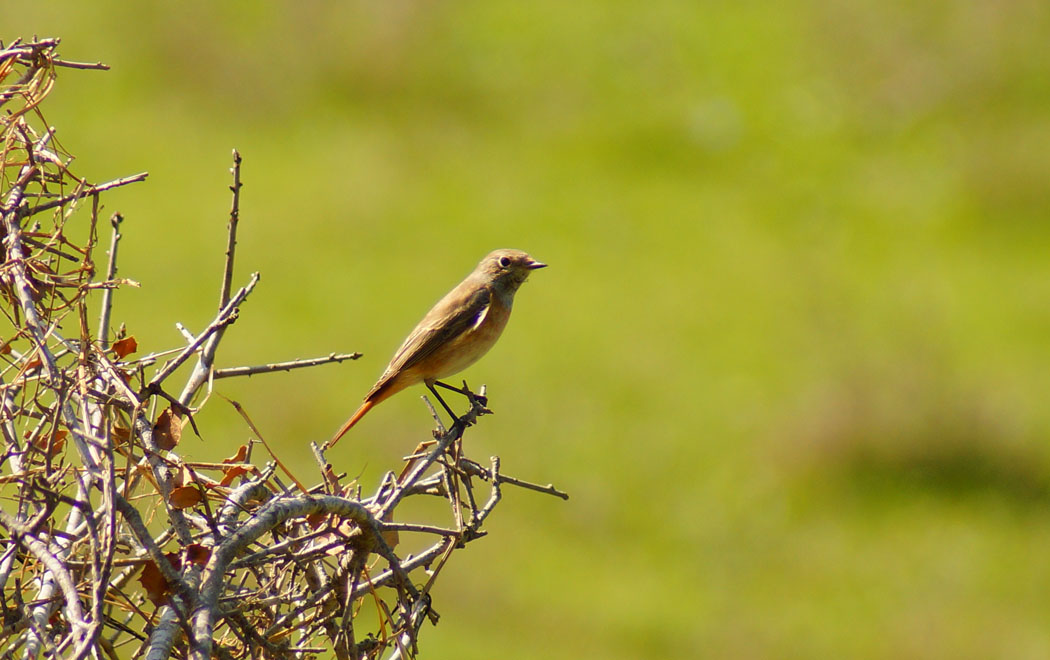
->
xmin=325 ymin=249 xmax=546 ymax=448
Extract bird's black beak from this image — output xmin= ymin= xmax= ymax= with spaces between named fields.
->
xmin=527 ymin=260 xmax=547 ymax=270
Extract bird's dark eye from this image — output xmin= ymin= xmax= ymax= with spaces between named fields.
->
xmin=498 ymin=256 xmax=511 ymax=268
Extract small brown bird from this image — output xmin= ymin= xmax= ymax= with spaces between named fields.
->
xmin=326 ymin=249 xmax=546 ymax=448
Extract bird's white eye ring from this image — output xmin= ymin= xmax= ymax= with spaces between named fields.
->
xmin=498 ymin=256 xmax=511 ymax=268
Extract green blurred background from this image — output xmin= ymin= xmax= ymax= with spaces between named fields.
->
xmin=10 ymin=1 xmax=1050 ymax=656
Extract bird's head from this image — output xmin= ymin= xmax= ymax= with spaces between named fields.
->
xmin=478 ymin=249 xmax=546 ymax=291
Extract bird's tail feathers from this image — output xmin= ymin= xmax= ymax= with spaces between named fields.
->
xmin=325 ymin=399 xmax=375 ymax=449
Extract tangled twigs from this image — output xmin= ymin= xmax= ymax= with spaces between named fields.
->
xmin=0 ymin=38 xmax=566 ymax=660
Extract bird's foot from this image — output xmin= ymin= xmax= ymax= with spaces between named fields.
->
xmin=456 ymin=380 xmax=488 ymax=408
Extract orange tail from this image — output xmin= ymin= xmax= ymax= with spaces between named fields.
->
xmin=326 ymin=399 xmax=375 ymax=449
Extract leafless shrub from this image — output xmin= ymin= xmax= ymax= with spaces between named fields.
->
xmin=0 ymin=38 xmax=566 ymax=660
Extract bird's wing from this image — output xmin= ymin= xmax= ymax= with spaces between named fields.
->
xmin=365 ymin=284 xmax=491 ymax=398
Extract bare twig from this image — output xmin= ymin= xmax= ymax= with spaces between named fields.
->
xmin=219 ymin=150 xmax=242 ymax=309
xmin=13 ymin=173 xmax=149 ymax=220
xmin=51 ymin=58 xmax=110 ymax=71
xmin=211 ymin=352 xmax=362 ymax=379
xmin=459 ymin=458 xmax=570 ymax=501
xmin=97 ymin=213 xmax=123 ymax=349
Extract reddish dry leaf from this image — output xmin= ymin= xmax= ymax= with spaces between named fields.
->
xmin=185 ymin=544 xmax=211 ymax=566
xmin=180 ymin=464 xmax=198 ymax=486
xmin=111 ymin=335 xmax=138 ymax=358
xmin=138 ymin=552 xmax=180 ymax=607
xmin=30 ymin=429 xmax=67 ymax=456
xmin=153 ymin=408 xmax=182 ymax=451
xmin=322 ymin=464 xmax=339 ymax=487
xmin=306 ymin=513 xmax=328 ymax=530
xmin=112 ymin=425 xmax=131 ymax=446
xmin=169 ymin=486 xmax=201 ymax=510
xmin=219 ymin=465 xmax=250 ymax=487
xmin=219 ymin=444 xmax=251 ymax=486
xmin=223 ymin=444 xmax=249 ymax=465
xmin=137 ymin=561 xmax=167 ymax=607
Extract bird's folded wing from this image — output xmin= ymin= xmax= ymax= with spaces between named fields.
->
xmin=366 ymin=285 xmax=491 ymax=397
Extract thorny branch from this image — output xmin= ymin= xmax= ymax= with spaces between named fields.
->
xmin=0 ymin=38 xmax=566 ymax=660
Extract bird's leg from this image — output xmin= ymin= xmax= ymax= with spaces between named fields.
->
xmin=426 ymin=381 xmax=462 ymax=426
xmin=433 ymin=380 xmax=488 ymax=407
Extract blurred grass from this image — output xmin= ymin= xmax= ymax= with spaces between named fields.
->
xmin=8 ymin=0 xmax=1050 ymax=656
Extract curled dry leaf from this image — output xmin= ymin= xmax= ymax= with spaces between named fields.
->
xmin=111 ymin=335 xmax=138 ymax=358
xmin=153 ymin=407 xmax=182 ymax=451
xmin=180 ymin=463 xmax=198 ymax=486
xmin=139 ymin=552 xmax=180 ymax=607
xmin=223 ymin=444 xmax=249 ymax=464
xmin=112 ymin=424 xmax=131 ymax=446
xmin=219 ymin=444 xmax=252 ymax=486
xmin=219 ymin=465 xmax=250 ymax=487
xmin=30 ymin=429 xmax=67 ymax=457
xmin=185 ymin=544 xmax=212 ymax=566
xmin=321 ymin=464 xmax=339 ymax=487
xmin=169 ymin=486 xmax=202 ymax=510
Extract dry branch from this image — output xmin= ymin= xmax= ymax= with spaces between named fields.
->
xmin=0 ymin=37 xmax=566 ymax=660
